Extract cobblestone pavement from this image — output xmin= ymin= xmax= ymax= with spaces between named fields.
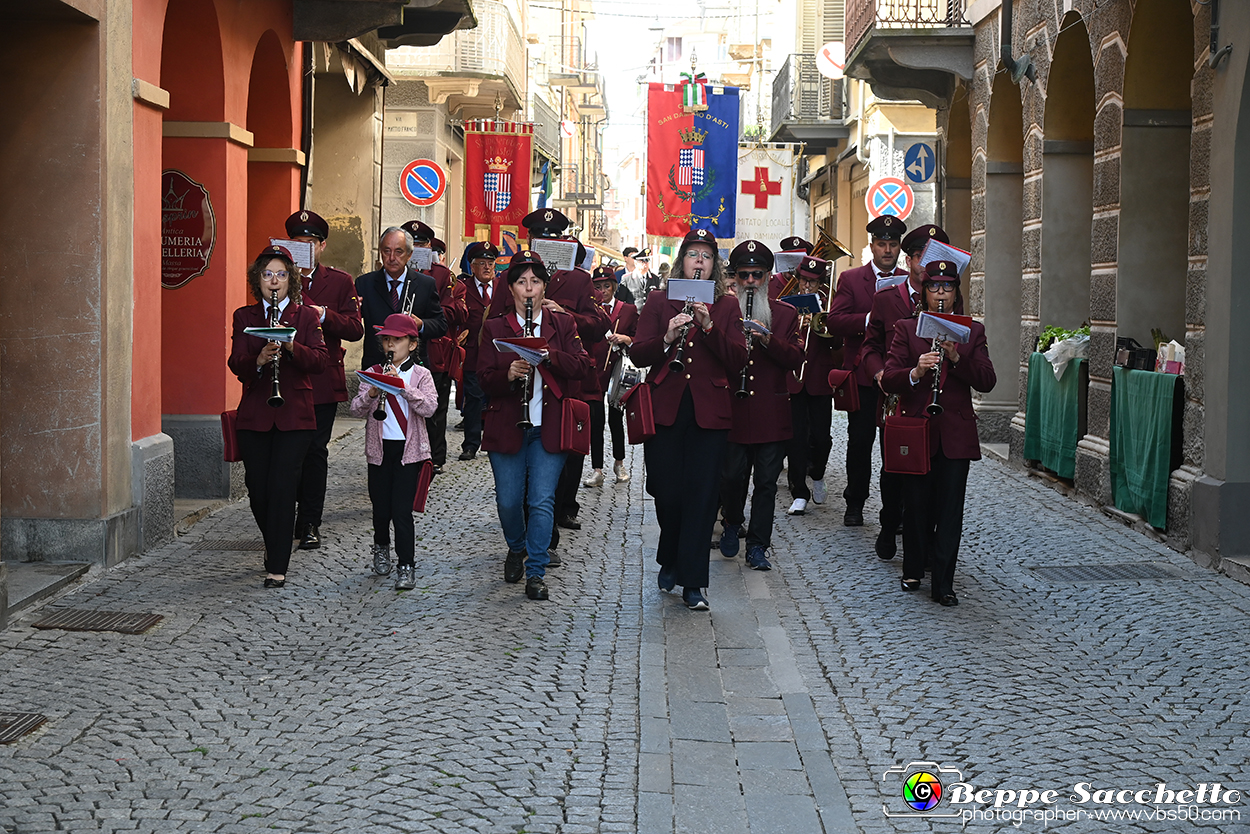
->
xmin=2 ymin=412 xmax=1248 ymax=833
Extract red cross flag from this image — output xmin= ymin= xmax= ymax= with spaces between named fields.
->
xmin=735 ymin=143 xmax=794 ymax=246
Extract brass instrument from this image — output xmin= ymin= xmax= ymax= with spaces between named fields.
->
xmin=810 ymin=230 xmax=853 ymax=263
xmin=372 ymin=349 xmax=394 ymax=421
xmin=267 ymin=288 xmax=284 ymax=408
xmin=668 ymin=267 xmax=701 ymax=372
xmin=735 ymin=287 xmax=755 ymax=398
xmin=926 ymin=299 xmax=945 ymax=417
xmin=518 ymin=297 xmax=535 ymax=429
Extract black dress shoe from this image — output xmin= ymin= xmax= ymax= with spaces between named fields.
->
xmin=556 ymin=515 xmax=581 ymax=531
xmin=874 ymin=530 xmax=896 ymax=560
xmin=299 ymin=525 xmax=321 ymax=550
xmin=525 ymin=575 xmax=549 ymax=600
xmin=263 ymin=577 xmax=285 ymax=589
xmin=937 ymin=593 xmax=959 ymax=607
xmin=431 ymin=464 xmax=443 ymax=476
xmin=504 ymin=549 xmax=525 ymax=584
xmin=843 ymin=506 xmax=864 ymax=527
xmin=457 ymin=449 xmax=477 ymax=461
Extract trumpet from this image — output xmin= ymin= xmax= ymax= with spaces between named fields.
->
xmin=518 ymin=297 xmax=535 ymax=429
xmin=926 ymin=299 xmax=945 ymax=417
xmin=373 ymin=349 xmax=394 ymax=421
xmin=668 ymin=268 xmax=701 ymax=372
xmin=267 ymin=288 xmax=284 ymax=408
xmin=736 ymin=287 xmax=755 ymax=398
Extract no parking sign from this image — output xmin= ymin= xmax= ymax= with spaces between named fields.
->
xmin=865 ymin=177 xmax=914 ymax=221
xmin=399 ymin=159 xmax=447 ymax=207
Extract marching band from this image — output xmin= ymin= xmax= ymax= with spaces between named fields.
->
xmin=225 ymin=209 xmax=993 ymax=607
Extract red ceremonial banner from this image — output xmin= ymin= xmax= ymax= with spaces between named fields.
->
xmin=463 ymin=120 xmax=533 ymax=247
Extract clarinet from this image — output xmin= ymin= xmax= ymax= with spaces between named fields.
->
xmin=267 ymin=288 xmax=284 ymax=408
xmin=735 ymin=287 xmax=755 ymax=399
xmin=926 ymin=299 xmax=945 ymax=417
xmin=517 ymin=297 xmax=535 ymax=429
xmin=668 ymin=268 xmax=701 ymax=372
xmin=373 ymin=350 xmax=394 ymax=421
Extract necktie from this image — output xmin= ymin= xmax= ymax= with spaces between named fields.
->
xmin=389 ymin=279 xmax=400 ymax=310
xmin=483 ymin=283 xmax=491 ymax=304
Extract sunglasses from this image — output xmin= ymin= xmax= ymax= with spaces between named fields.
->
xmin=736 ymin=270 xmax=766 ymax=280
xmin=928 ymin=282 xmax=956 ymax=292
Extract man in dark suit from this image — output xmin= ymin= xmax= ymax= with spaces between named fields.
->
xmin=284 ymin=210 xmax=364 ymax=551
xmin=860 ymin=223 xmax=953 ymax=558
xmin=356 ymin=227 xmax=447 ymax=371
xmin=401 ymin=221 xmax=467 ymax=474
xmin=717 ymin=241 xmax=805 ymax=572
xmin=828 ymin=214 xmax=907 ymax=526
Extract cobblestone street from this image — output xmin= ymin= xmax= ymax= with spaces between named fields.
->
xmin=2 ymin=414 xmax=1248 ymax=833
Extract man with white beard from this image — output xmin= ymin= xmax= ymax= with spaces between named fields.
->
xmin=716 ymin=240 xmax=805 ymax=571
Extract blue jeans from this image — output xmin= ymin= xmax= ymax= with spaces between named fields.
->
xmin=488 ymin=427 xmax=567 ymax=578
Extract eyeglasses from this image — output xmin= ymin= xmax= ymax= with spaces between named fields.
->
xmin=928 ymin=282 xmax=956 ymax=292
xmin=684 ymin=250 xmax=713 ymax=261
xmin=737 ymin=270 xmax=766 ymax=280
xmin=471 ymin=258 xmax=496 ymax=265
xmin=262 ymin=270 xmax=289 ymax=279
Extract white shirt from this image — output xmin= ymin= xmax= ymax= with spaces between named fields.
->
xmin=381 ymin=363 xmax=417 ymax=441
xmin=514 ymin=308 xmax=544 ymax=427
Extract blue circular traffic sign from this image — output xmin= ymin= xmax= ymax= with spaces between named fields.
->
xmin=904 ymin=143 xmax=936 ymax=184
xmin=399 ymin=159 xmax=447 ymax=207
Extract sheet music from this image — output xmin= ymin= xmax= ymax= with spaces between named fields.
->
xmin=665 ymin=278 xmax=716 ymax=305
xmin=244 ymin=326 xmax=297 ymax=344
xmin=530 ymin=238 xmax=578 ymax=274
xmin=355 ymin=370 xmax=406 ymax=398
xmin=268 ymin=239 xmax=315 ymax=271
xmin=916 ymin=312 xmax=971 ymax=344
xmin=493 ymin=339 xmax=549 ymax=366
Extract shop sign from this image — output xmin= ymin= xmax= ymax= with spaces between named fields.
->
xmin=161 ymin=169 xmax=216 ymax=289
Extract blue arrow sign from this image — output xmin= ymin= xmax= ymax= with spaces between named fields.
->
xmin=904 ymin=143 xmax=935 ymax=184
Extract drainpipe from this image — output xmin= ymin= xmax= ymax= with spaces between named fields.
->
xmin=855 ymin=82 xmax=870 ymax=167
xmin=300 ymin=42 xmax=314 ymax=207
xmin=1001 ymin=0 xmax=1036 ymax=84
xmin=1208 ymin=0 xmax=1232 ymax=68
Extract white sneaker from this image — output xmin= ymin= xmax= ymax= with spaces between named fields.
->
xmin=812 ymin=480 xmax=826 ymax=504
xmin=613 ymin=461 xmax=630 ymax=483
xmin=787 ymin=498 xmax=808 ymax=516
xmin=582 ymin=469 xmax=605 ymax=487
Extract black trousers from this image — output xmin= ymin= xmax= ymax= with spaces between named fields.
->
xmin=588 ymin=401 xmax=627 ymax=470
xmin=844 ymin=385 xmax=880 ymax=508
xmin=720 ymin=440 xmax=786 ymax=550
xmin=461 ymin=371 xmax=485 ymax=453
xmin=555 ymin=452 xmax=584 ymax=520
xmin=427 ymin=371 xmax=452 ymax=466
xmin=787 ymin=392 xmax=833 ymax=500
xmin=900 ymin=453 xmax=970 ymax=600
xmin=368 ymin=439 xmax=421 ymax=567
xmin=295 ymin=401 xmax=339 ymax=529
xmin=239 ymin=427 xmax=314 ymax=576
xmin=644 ymin=390 xmax=728 ymax=590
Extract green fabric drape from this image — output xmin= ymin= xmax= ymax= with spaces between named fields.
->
xmin=1110 ymin=366 xmax=1181 ymax=529
xmin=1024 ymin=352 xmax=1085 ymax=479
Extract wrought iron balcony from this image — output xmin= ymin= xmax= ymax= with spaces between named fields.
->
xmin=769 ymin=54 xmax=848 ymax=152
xmin=531 ymin=95 xmax=560 ymax=161
xmin=843 ymin=0 xmax=973 ymax=109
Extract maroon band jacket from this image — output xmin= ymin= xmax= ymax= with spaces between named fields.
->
xmin=630 ymin=291 xmax=749 ymax=431
xmin=228 ymin=302 xmax=329 ymax=431
xmin=590 ymin=299 xmax=641 ymax=397
xmin=729 ymin=299 xmax=804 ymax=445
xmin=828 ymin=262 xmax=907 ymax=388
xmin=478 ymin=308 xmax=593 ymax=455
xmin=881 ymin=319 xmax=996 ymax=460
xmin=301 ymin=263 xmax=363 ymax=405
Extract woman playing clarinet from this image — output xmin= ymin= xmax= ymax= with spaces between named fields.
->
xmin=881 ymin=261 xmax=995 ymax=607
xmin=227 ymin=245 xmax=328 ymax=589
xmin=630 ymin=229 xmax=748 ymax=610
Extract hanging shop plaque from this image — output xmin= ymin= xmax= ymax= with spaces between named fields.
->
xmin=161 ymin=169 xmax=217 ymax=289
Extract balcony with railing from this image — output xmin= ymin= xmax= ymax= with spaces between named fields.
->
xmin=386 ymin=0 xmax=526 ymax=116
xmin=843 ymin=0 xmax=973 ymax=109
xmin=769 ymin=54 xmax=848 ymax=152
xmin=531 ymin=95 xmax=560 ymax=161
